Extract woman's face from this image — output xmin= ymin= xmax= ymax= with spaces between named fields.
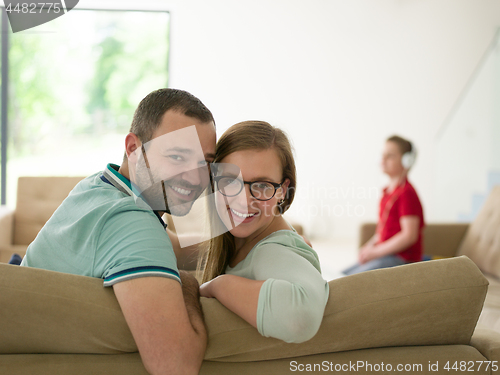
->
xmin=381 ymin=141 xmax=404 ymax=177
xmin=215 ymin=148 xmax=289 ymax=239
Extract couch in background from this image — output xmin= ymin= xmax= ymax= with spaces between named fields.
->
xmin=359 ymin=185 xmax=500 ymax=334
xmin=0 ymin=176 xmax=84 ymax=263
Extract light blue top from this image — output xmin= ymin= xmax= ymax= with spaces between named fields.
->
xmin=21 ymin=164 xmax=180 ymax=287
xmin=226 ymin=229 xmax=329 ymax=343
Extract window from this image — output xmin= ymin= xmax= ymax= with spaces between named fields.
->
xmin=0 ymin=7 xmax=170 ymax=207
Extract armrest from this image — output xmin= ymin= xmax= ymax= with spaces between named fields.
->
xmin=423 ymin=223 xmax=469 ymax=258
xmin=470 ymin=328 xmax=500 ymax=361
xmin=358 ymin=222 xmax=376 ymax=248
xmin=0 ymin=206 xmax=14 ymax=247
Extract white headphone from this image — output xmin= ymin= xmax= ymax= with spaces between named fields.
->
xmin=401 ymin=144 xmax=417 ymax=170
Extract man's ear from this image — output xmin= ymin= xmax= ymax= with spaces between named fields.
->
xmin=124 ymin=133 xmax=141 ymax=163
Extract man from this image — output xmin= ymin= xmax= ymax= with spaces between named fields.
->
xmin=21 ymin=88 xmax=217 ymax=375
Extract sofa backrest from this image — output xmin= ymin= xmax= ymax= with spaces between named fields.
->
xmin=458 ymin=185 xmax=500 ymax=278
xmin=13 ymin=176 xmax=85 ymax=246
xmin=0 ymin=256 xmax=487 ymax=359
xmin=203 ymin=255 xmax=487 ymax=362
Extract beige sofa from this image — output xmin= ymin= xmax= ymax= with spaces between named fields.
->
xmin=360 ymin=185 xmax=500 ymax=335
xmin=1 ymin=177 xmax=500 ymax=374
xmin=1 ymin=256 xmax=498 ymax=375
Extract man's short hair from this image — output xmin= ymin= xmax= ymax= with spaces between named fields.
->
xmin=129 ymin=88 xmax=215 ymax=144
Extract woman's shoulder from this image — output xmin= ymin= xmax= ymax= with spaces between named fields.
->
xmin=257 ymin=229 xmax=302 ymax=246
xmin=252 ymin=230 xmax=322 ymax=272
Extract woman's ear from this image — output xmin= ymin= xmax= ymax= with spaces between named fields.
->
xmin=278 ymin=178 xmax=291 ymax=201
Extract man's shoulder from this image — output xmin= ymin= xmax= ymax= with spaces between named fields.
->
xmin=56 ymin=171 xmax=159 ymax=233
xmin=70 ymin=172 xmax=144 ymax=211
xmin=72 ymin=171 xmax=122 ymax=198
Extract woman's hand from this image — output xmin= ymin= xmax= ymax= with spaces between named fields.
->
xmin=199 ymin=274 xmax=263 ymax=328
xmin=199 ymin=276 xmax=221 ymax=298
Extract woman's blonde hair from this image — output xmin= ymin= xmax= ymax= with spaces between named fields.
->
xmin=199 ymin=120 xmax=296 ymax=283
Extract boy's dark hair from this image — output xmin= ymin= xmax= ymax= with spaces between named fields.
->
xmin=129 ymin=88 xmax=215 ymax=144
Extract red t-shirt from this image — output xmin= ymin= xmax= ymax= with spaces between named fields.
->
xmin=377 ymin=179 xmax=424 ymax=263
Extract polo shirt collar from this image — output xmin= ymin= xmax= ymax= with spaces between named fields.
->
xmin=102 ymin=163 xmax=167 ymax=229
xmin=103 ymin=163 xmax=134 ymax=196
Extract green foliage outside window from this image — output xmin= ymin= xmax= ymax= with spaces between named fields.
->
xmin=4 ymin=9 xmax=169 ymax=207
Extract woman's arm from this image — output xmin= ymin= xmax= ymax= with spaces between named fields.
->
xmin=201 ymin=244 xmax=329 ymax=343
xmin=359 ymin=215 xmax=420 ymax=264
xmin=199 ymin=274 xmax=264 ymax=328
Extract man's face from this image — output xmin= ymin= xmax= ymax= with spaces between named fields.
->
xmin=130 ymin=110 xmax=216 ymax=216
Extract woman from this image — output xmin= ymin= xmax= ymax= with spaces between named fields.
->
xmin=343 ymin=135 xmax=425 ymax=275
xmin=199 ymin=121 xmax=329 ymax=343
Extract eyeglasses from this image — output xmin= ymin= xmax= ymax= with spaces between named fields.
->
xmin=213 ymin=176 xmax=283 ymax=201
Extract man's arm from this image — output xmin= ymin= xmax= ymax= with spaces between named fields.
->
xmin=179 ymin=270 xmax=206 ymax=331
xmin=359 ymin=216 xmax=420 ymax=264
xmin=113 ymin=274 xmax=207 ymax=375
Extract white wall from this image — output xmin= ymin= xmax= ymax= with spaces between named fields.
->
xmin=82 ymin=0 xmax=500 ymax=240
xmin=434 ymin=33 xmax=499 ymax=221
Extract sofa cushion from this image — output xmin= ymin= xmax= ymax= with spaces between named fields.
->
xmin=14 ymin=176 xmax=84 ymax=246
xmin=0 ymin=256 xmax=487 ymax=360
xmin=470 ymin=328 xmax=500 ymax=362
xmin=476 ymin=275 xmax=500 ymax=333
xmin=457 ymin=185 xmax=500 ymax=278
xmin=0 ymin=345 xmax=489 ymax=375
xmin=203 ymin=256 xmax=487 ymax=361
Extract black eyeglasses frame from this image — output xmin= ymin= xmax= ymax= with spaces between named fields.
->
xmin=213 ymin=176 xmax=284 ymax=202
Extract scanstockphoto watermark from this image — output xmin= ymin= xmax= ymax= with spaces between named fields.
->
xmin=290 ymin=360 xmax=424 ymax=372
xmin=5 ymin=0 xmax=79 ymax=33
xmin=286 ymin=183 xmax=379 ymax=218
xmin=291 ymin=182 xmax=379 ymax=202
xmin=290 ymin=360 xmax=500 ymax=373
xmin=294 ymin=200 xmax=368 ymax=218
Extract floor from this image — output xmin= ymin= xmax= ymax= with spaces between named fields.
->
xmin=310 ymin=238 xmax=358 ymax=281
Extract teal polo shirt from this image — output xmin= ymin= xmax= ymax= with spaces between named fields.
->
xmin=21 ymin=164 xmax=180 ymax=287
